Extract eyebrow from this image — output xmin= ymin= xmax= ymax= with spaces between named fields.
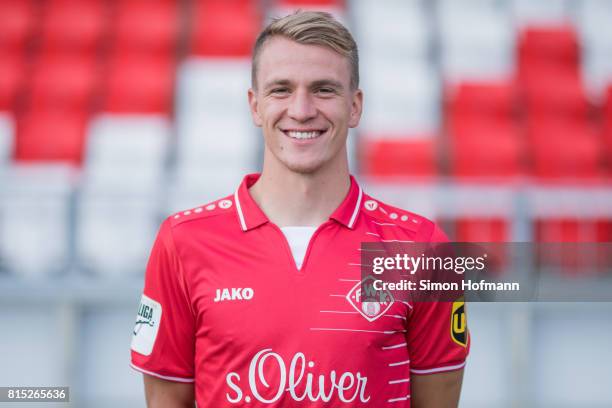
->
xmin=263 ymin=79 xmax=344 ymax=90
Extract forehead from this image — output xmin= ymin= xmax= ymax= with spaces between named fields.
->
xmin=256 ymin=36 xmax=351 ymax=87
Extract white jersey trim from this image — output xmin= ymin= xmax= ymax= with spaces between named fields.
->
xmin=348 ymin=186 xmax=363 ymax=228
xmin=234 ymin=189 xmax=247 ymax=231
xmin=130 ymin=363 xmax=195 ymax=383
xmin=410 ymin=361 xmax=466 ymax=375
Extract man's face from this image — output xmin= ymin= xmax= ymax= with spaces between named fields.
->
xmin=248 ymin=36 xmax=363 ymax=174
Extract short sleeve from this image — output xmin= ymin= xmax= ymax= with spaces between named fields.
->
xmin=407 ymin=224 xmax=470 ymax=375
xmin=130 ymin=218 xmax=196 ymax=382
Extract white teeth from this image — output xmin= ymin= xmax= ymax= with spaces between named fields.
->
xmin=286 ymin=130 xmax=322 ymax=139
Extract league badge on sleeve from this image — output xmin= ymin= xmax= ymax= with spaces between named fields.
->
xmin=131 ymin=294 xmax=162 ymax=356
xmin=451 ymin=298 xmax=467 ymax=347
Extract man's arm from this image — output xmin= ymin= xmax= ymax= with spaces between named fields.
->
xmin=411 ymin=369 xmax=464 ymax=408
xmin=143 ymin=374 xmax=195 ymax=408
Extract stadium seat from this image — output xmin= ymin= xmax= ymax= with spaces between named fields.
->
xmin=0 ymin=54 xmax=24 ymax=111
xmin=176 ymin=58 xmax=257 ymax=167
xmin=75 ymin=191 xmax=160 ymax=276
xmin=190 ymin=0 xmax=260 ymax=57
xmin=84 ymin=115 xmax=170 ymax=191
xmin=454 ymin=217 xmax=509 ymax=242
xmin=576 ymin=0 xmax=612 ymax=49
xmin=521 ymin=63 xmax=589 ymax=121
xmin=604 ymin=86 xmax=612 ymax=162
xmin=438 ymin=1 xmax=515 ymax=82
xmin=0 ymin=163 xmax=74 ymax=277
xmin=528 ymin=119 xmax=603 ymax=179
xmin=176 ymin=113 xmax=256 ymax=169
xmin=0 ymin=113 xmax=14 ymax=166
xmin=28 ymin=55 xmax=99 ymax=112
xmin=447 ymin=81 xmax=518 ymax=123
xmin=518 ymin=25 xmax=579 ymax=70
xmin=534 ymin=217 xmax=611 ymax=275
xmin=0 ymin=0 xmax=35 ymax=53
xmin=582 ymin=54 xmax=612 ymax=101
xmin=361 ymin=61 xmax=440 ymax=135
xmin=535 ymin=218 xmax=612 ymax=242
xmin=39 ymin=0 xmax=108 ymax=56
xmin=605 ymin=85 xmax=612 ymax=119
xmin=15 ymin=111 xmax=88 ymax=164
xmin=450 ymin=120 xmax=525 ymax=178
xmin=113 ymin=0 xmax=178 ymax=56
xmin=360 ymin=137 xmax=437 ymax=177
xmin=102 ymin=55 xmax=175 ymax=114
xmin=176 ymin=58 xmax=251 ymax=117
xmin=352 ymin=0 xmax=430 ymax=61
xmin=170 ymin=164 xmax=251 ymax=212
xmin=512 ymin=0 xmax=571 ymax=27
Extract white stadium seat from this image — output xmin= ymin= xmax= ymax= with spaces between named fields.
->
xmin=512 ymin=0 xmax=571 ymax=27
xmin=75 ymin=191 xmax=160 ymax=277
xmin=360 ymin=60 xmax=440 ymax=136
xmin=0 ymin=113 xmax=14 ymax=166
xmin=175 ymin=57 xmax=258 ymax=179
xmin=352 ymin=0 xmax=431 ymax=61
xmin=438 ymin=1 xmax=515 ymax=82
xmin=0 ymin=163 xmax=75 ymax=278
xmin=176 ymin=112 xmax=256 ymax=165
xmin=168 ymin=163 xmax=251 ymax=213
xmin=84 ymin=114 xmax=170 ymax=192
xmin=177 ymin=58 xmax=251 ymax=117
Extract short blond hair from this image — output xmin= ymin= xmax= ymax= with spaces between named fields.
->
xmin=251 ymin=11 xmax=359 ymax=90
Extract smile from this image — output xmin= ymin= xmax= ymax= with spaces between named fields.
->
xmin=283 ymin=130 xmax=326 ymax=140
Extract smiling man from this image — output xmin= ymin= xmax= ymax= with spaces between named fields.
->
xmin=130 ymin=11 xmax=469 ymax=408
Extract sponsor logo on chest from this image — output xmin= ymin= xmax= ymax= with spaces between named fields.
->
xmin=214 ymin=287 xmax=254 ymax=302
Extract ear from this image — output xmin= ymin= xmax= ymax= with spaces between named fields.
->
xmin=248 ymin=88 xmax=263 ymax=127
xmin=348 ymin=88 xmax=363 ymax=128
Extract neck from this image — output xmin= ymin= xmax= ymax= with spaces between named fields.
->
xmin=249 ymin=150 xmax=351 ymax=227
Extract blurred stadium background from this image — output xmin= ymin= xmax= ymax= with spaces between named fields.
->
xmin=0 ymin=0 xmax=611 ymax=406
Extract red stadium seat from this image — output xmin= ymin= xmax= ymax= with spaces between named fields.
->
xmin=447 ymin=81 xmax=518 ymax=123
xmin=450 ymin=120 xmax=525 ymax=178
xmin=114 ymin=0 xmax=178 ymax=56
xmin=361 ymin=138 xmax=437 ymax=177
xmin=28 ymin=55 xmax=99 ymax=112
xmin=102 ymin=55 xmax=175 ymax=114
xmin=15 ymin=111 xmax=88 ymax=164
xmin=521 ymin=63 xmax=588 ymax=121
xmin=519 ymin=25 xmax=580 ymax=70
xmin=0 ymin=0 xmax=35 ymax=53
xmin=604 ymin=87 xmax=612 ymax=165
xmin=190 ymin=0 xmax=260 ymax=57
xmin=454 ymin=218 xmax=509 ymax=242
xmin=536 ymin=218 xmax=612 ymax=242
xmin=529 ymin=119 xmax=603 ymax=179
xmin=535 ymin=218 xmax=611 ymax=275
xmin=605 ymin=85 xmax=612 ymax=120
xmin=0 ymin=54 xmax=25 ymax=111
xmin=39 ymin=0 xmax=108 ymax=56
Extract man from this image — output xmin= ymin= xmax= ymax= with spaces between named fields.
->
xmin=130 ymin=11 xmax=469 ymax=407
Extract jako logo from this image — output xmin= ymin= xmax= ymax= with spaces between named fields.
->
xmin=214 ymin=288 xmax=254 ymax=303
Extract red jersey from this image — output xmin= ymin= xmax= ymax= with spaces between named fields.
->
xmin=130 ymin=174 xmax=469 ymax=407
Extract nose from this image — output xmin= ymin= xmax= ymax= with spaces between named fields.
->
xmin=287 ymin=88 xmax=317 ymax=122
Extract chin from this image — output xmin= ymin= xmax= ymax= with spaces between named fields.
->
xmin=282 ymin=159 xmax=324 ymax=175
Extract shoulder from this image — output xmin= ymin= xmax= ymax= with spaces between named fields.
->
xmin=165 ymin=194 xmax=237 ymax=231
xmin=359 ymin=193 xmax=446 ymax=242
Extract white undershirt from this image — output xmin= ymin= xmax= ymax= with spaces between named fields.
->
xmin=280 ymin=226 xmax=317 ymax=269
